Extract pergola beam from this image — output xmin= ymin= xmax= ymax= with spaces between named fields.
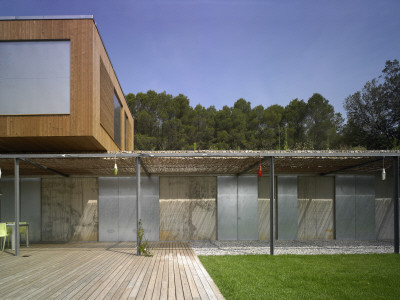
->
xmin=319 ymin=158 xmax=383 ymax=176
xmin=140 ymin=160 xmax=151 ymax=177
xmin=20 ymin=158 xmax=69 ymax=177
xmin=1 ymin=150 xmax=400 ymax=160
xmin=238 ymin=156 xmax=268 ymax=176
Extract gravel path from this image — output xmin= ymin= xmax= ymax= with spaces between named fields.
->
xmin=189 ymin=240 xmax=395 ymax=255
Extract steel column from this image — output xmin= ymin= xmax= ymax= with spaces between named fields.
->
xmin=136 ymin=157 xmax=141 ymax=256
xmin=14 ymin=158 xmax=20 ymax=256
xmin=270 ymin=156 xmax=274 ymax=255
xmin=394 ymin=156 xmax=399 ymax=254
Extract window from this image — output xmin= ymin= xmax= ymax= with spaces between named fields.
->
xmin=114 ymin=93 xmax=121 ymax=147
xmin=0 ymin=41 xmax=70 ymax=115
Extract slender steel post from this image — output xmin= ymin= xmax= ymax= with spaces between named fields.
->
xmin=14 ymin=158 xmax=20 ymax=256
xmin=136 ymin=157 xmax=141 ymax=256
xmin=394 ymin=156 xmax=399 ymax=254
xmin=270 ymin=156 xmax=274 ymax=255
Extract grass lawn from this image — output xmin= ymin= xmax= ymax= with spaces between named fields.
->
xmin=199 ymin=254 xmax=400 ymax=299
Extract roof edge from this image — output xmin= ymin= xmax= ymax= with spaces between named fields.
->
xmin=0 ymin=15 xmax=94 ymax=21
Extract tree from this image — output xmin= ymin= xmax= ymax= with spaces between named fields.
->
xmin=127 ymin=90 xmax=345 ymax=150
xmin=264 ymin=104 xmax=285 ymax=150
xmin=344 ymin=59 xmax=400 ymax=149
xmin=306 ymin=93 xmax=343 ymax=150
xmin=283 ymin=99 xmax=308 ymax=149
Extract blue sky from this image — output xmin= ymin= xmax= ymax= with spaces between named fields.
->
xmin=1 ymin=0 xmax=399 ymax=116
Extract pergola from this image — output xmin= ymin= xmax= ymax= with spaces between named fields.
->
xmin=1 ymin=150 xmax=399 ymax=256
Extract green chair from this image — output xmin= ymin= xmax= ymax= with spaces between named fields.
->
xmin=6 ymin=222 xmax=12 ymax=248
xmin=0 ymin=223 xmax=7 ymax=251
xmin=6 ymin=222 xmax=29 ymax=248
xmin=19 ymin=222 xmax=29 ymax=247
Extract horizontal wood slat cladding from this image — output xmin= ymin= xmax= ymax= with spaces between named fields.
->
xmin=0 ymin=18 xmax=134 ymax=152
xmin=0 ymin=19 xmax=93 ymax=136
xmin=126 ymin=115 xmax=134 ymax=150
xmin=100 ymin=59 xmax=115 ymax=139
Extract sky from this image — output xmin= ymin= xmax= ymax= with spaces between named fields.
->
xmin=1 ymin=0 xmax=399 ymax=116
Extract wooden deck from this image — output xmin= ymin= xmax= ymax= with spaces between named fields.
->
xmin=0 ymin=242 xmax=224 ymax=300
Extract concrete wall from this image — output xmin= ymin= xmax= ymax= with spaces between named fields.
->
xmin=258 ymin=176 xmax=272 ymax=240
xmin=375 ymin=175 xmax=400 ymax=240
xmin=298 ymin=176 xmax=334 ymax=240
xmin=159 ymin=176 xmax=216 ymax=240
xmin=42 ymin=177 xmax=98 ymax=242
xmin=1 ymin=178 xmax=41 ymax=242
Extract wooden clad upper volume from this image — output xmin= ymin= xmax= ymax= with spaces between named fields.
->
xmin=0 ymin=16 xmax=134 ymax=152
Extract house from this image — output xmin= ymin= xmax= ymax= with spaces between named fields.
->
xmin=0 ymin=16 xmax=134 ymax=152
xmin=0 ymin=16 xmax=399 ymax=256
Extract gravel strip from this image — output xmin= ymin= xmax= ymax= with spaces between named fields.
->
xmin=189 ymin=240 xmax=394 ymax=255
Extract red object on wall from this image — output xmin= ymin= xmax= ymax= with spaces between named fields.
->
xmin=258 ymin=163 xmax=262 ymax=177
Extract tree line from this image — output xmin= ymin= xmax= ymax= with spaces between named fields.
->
xmin=126 ymin=59 xmax=400 ymax=151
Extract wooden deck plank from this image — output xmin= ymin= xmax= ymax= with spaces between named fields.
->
xmin=75 ymin=249 xmax=130 ymax=300
xmin=173 ymin=242 xmax=185 ymax=300
xmin=1 ymin=251 xmax=94 ymax=298
xmin=23 ymin=251 xmax=103 ymax=300
xmin=128 ymin=250 xmax=154 ymax=299
xmin=142 ymin=243 xmax=163 ymax=300
xmin=51 ymin=250 xmax=124 ymax=299
xmin=185 ymin=245 xmax=217 ymax=300
xmin=57 ymin=250 xmax=126 ymax=300
xmin=160 ymin=243 xmax=171 ymax=300
xmin=135 ymin=246 xmax=159 ymax=300
xmin=91 ymin=250 xmax=138 ymax=299
xmin=180 ymin=244 xmax=201 ymax=300
xmin=0 ymin=242 xmax=224 ymax=300
xmin=167 ymin=243 xmax=176 ymax=300
xmin=151 ymin=243 xmax=168 ymax=300
xmin=189 ymin=249 xmax=226 ymax=300
xmin=176 ymin=243 xmax=192 ymax=300
xmin=118 ymin=254 xmax=147 ymax=299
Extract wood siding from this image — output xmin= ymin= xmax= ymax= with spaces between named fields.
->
xmin=92 ymin=22 xmax=134 ymax=151
xmin=0 ymin=18 xmax=134 ymax=152
xmin=100 ymin=59 xmax=115 ymax=138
